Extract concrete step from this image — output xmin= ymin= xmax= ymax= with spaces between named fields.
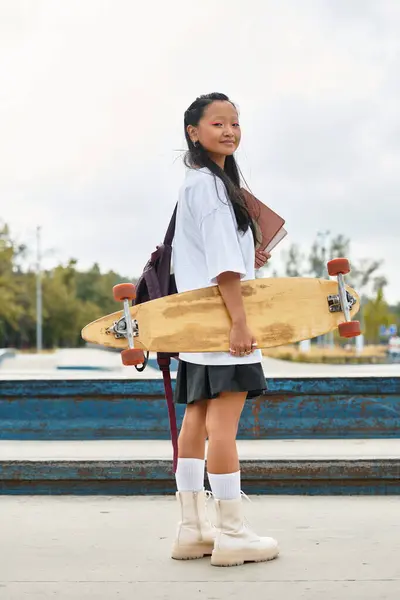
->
xmin=1 ymin=439 xmax=399 ymax=495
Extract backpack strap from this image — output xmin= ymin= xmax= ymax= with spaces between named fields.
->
xmin=164 ymin=203 xmax=177 ymax=246
xmin=157 ymin=355 xmax=178 ymax=473
xmin=143 ymin=269 xmax=162 ymax=299
xmin=146 ymin=204 xmax=177 ymax=473
xmin=162 ymin=205 xmax=178 ymax=472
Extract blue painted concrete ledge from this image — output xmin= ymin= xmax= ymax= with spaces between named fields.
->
xmin=1 ymin=377 xmax=399 ymax=440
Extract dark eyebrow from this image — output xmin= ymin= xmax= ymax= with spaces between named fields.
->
xmin=209 ymin=115 xmax=239 ymax=120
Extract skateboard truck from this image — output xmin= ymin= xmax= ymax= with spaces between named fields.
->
xmin=327 ymin=291 xmax=356 ymax=314
xmin=111 ymin=284 xmax=146 ymax=366
xmin=108 ymin=315 xmax=139 ymax=339
xmin=326 ymin=258 xmax=361 ymax=338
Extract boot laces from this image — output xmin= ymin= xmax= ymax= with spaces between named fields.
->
xmin=204 ymin=490 xmax=216 ymax=529
xmin=205 ymin=490 xmax=252 ymax=528
xmin=240 ymin=490 xmax=252 ymax=528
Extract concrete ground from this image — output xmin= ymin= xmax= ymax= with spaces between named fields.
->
xmin=0 ymin=495 xmax=399 ymax=599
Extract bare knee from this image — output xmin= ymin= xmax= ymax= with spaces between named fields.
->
xmin=178 ymin=400 xmax=208 ymax=459
xmin=205 ymin=391 xmax=246 ymax=441
xmin=206 ymin=418 xmax=239 ymax=442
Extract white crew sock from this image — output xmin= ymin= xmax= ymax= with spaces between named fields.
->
xmin=175 ymin=458 xmax=205 ymax=492
xmin=207 ymin=471 xmax=241 ymax=500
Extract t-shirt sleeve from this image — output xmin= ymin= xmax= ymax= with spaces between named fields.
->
xmin=194 ymin=178 xmax=247 ymax=285
xmin=200 ymin=209 xmax=247 ymax=284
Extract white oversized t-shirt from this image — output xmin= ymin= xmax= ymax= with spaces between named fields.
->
xmin=172 ymin=167 xmax=263 ymax=366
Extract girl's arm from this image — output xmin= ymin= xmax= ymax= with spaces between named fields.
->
xmin=216 ymin=271 xmax=246 ymax=325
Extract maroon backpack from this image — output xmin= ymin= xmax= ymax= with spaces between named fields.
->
xmin=132 ymin=204 xmax=179 ymax=471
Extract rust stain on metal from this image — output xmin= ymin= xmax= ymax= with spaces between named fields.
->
xmin=71 ymin=394 xmax=167 ymax=403
xmin=263 ymin=394 xmax=288 ymax=405
xmin=251 ymin=396 xmax=263 ymax=437
xmin=77 ymin=468 xmax=94 ymax=477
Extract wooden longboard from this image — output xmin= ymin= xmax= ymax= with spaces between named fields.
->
xmin=81 ymin=277 xmax=360 ymax=352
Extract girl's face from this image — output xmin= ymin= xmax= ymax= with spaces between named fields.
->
xmin=188 ymin=101 xmax=241 ymax=161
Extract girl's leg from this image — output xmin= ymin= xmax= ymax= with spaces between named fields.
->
xmin=171 ymin=399 xmax=214 ymax=560
xmin=205 ymin=391 xmax=279 ymax=567
xmin=175 ymin=399 xmax=207 ymax=492
xmin=206 ymin=391 xmax=246 ymax=500
xmin=178 ymin=399 xmax=208 ymax=459
xmin=206 ymin=391 xmax=245 ymax=472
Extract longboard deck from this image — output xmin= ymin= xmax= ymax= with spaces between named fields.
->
xmin=81 ymin=277 xmax=360 ymax=352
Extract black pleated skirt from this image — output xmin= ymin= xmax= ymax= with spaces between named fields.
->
xmin=174 ymin=359 xmax=267 ymax=405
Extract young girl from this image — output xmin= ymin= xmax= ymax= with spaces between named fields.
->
xmin=171 ymin=93 xmax=279 ymax=567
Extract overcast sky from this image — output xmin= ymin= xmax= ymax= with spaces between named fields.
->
xmin=1 ymin=0 xmax=399 ymax=304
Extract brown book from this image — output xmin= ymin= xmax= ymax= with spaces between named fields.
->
xmin=241 ymin=188 xmax=287 ymax=253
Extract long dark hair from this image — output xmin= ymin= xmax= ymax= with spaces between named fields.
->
xmin=183 ymin=92 xmax=259 ymax=247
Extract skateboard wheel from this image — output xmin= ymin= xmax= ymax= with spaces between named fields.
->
xmin=338 ymin=320 xmax=361 ymax=338
xmin=327 ymin=258 xmax=350 ymax=276
xmin=113 ymin=283 xmax=136 ymax=302
xmin=121 ymin=348 xmax=145 ymax=366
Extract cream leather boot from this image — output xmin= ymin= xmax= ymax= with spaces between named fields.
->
xmin=211 ymin=496 xmax=279 ymax=567
xmin=171 ymin=490 xmax=215 ymax=560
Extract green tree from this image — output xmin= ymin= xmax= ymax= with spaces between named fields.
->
xmin=75 ymin=263 xmax=132 ymax=317
xmin=347 ymin=258 xmax=385 ymax=300
xmin=0 ymin=223 xmax=134 ymax=348
xmin=0 ymin=223 xmax=27 ymax=342
xmin=308 ymin=230 xmax=350 ymax=278
xmin=283 ymin=243 xmax=306 ymax=277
